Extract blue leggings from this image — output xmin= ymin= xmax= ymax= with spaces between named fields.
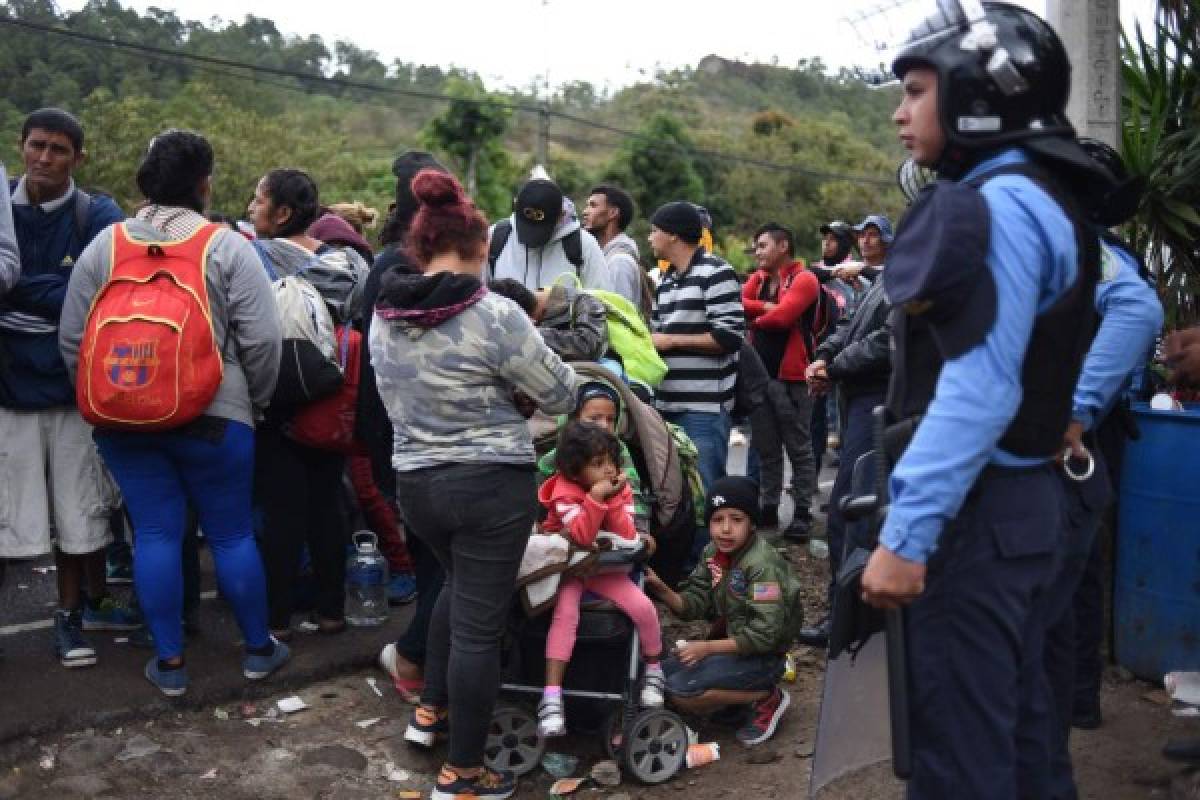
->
xmin=95 ymin=420 xmax=270 ymax=660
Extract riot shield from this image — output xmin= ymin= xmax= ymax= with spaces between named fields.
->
xmin=810 ymin=407 xmax=911 ymax=796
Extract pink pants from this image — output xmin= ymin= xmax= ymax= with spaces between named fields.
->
xmin=546 ymin=572 xmax=663 ymax=663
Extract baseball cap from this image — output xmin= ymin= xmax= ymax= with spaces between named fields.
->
xmin=853 ymin=214 xmax=895 ymax=245
xmin=513 ymin=179 xmax=563 ymax=249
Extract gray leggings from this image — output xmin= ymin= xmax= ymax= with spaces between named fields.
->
xmin=395 ymin=462 xmax=536 ymax=769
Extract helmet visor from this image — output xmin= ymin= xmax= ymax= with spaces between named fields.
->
xmin=841 ymin=0 xmax=972 ymax=82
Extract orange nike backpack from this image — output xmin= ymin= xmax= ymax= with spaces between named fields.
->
xmin=78 ymin=222 xmax=224 ymax=430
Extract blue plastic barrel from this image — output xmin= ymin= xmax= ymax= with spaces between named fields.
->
xmin=1115 ymin=402 xmax=1200 ymax=681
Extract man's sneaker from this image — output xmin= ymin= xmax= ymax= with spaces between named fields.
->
xmin=430 ymin=766 xmax=516 ymax=800
xmin=537 ymin=695 xmax=566 ymax=738
xmin=736 ymin=687 xmax=791 ymax=746
xmin=640 ymin=668 xmax=666 ymax=708
xmin=242 ymin=639 xmax=290 ymax=680
xmin=405 ymin=705 xmax=449 ymax=747
xmin=54 ymin=610 xmax=96 ymax=668
xmin=387 ymin=573 xmax=418 ymax=605
xmin=144 ymin=658 xmax=188 ymax=697
xmin=82 ymin=595 xmax=143 ymax=631
xmin=105 ymin=559 xmax=133 ymax=585
xmin=797 ymin=616 xmax=831 ymax=648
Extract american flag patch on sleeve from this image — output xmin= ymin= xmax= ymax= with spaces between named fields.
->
xmin=751 ymin=582 xmax=781 ymax=602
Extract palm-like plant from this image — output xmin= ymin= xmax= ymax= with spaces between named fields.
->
xmin=1122 ymin=0 xmax=1200 ymax=328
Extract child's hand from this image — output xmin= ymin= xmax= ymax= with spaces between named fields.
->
xmin=639 ymin=534 xmax=657 ymax=558
xmin=676 ymin=640 xmax=710 ymax=666
xmin=589 ymin=473 xmax=626 ymax=502
xmin=643 ymin=567 xmax=666 ymax=595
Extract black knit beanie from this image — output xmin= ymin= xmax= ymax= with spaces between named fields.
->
xmin=650 ymin=201 xmax=704 ymax=244
xmin=705 ymin=476 xmax=761 ymax=526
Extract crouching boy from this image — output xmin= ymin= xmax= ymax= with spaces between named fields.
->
xmin=644 ymin=476 xmax=802 ymax=746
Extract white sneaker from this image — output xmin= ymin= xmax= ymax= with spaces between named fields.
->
xmin=640 ymin=668 xmax=666 ymax=708
xmin=379 ymin=642 xmax=400 ymax=681
xmin=538 ymin=695 xmax=566 ymax=737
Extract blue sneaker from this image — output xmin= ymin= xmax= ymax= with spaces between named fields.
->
xmin=144 ymin=658 xmax=188 ymax=697
xmin=243 ymin=639 xmax=290 ymax=680
xmin=387 ymin=573 xmax=418 ymax=605
xmin=82 ymin=595 xmax=144 ymax=631
xmin=54 ymin=610 xmax=96 ymax=668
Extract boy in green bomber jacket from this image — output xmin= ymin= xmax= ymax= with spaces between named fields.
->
xmin=644 ymin=476 xmax=801 ymax=746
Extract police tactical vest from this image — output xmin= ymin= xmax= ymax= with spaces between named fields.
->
xmin=886 ymin=164 xmax=1100 ymax=459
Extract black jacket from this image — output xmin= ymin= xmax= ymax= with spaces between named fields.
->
xmin=814 ymin=277 xmax=891 ymax=398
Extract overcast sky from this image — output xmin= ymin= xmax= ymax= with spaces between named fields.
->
xmin=59 ymin=0 xmax=1155 ymax=93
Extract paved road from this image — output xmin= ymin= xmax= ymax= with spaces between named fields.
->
xmin=0 ymin=548 xmax=413 ymax=753
xmin=0 ymin=432 xmax=835 ymax=754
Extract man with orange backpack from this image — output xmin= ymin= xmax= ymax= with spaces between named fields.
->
xmin=0 ymin=109 xmax=133 ymax=670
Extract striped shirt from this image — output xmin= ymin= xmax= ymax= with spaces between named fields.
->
xmin=652 ymin=249 xmax=745 ymax=413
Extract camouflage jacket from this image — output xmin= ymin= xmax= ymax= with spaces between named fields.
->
xmin=369 ymin=272 xmax=577 ymax=472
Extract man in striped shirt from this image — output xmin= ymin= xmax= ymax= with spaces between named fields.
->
xmin=648 ymin=202 xmax=745 ymax=557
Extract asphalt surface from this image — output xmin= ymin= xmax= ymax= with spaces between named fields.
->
xmin=0 ymin=548 xmax=414 ymax=755
xmin=0 ymin=434 xmax=833 ymax=758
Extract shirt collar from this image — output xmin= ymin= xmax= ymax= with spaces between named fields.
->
xmin=11 ymin=176 xmax=76 ymax=212
xmin=962 ymin=147 xmax=1029 ymax=183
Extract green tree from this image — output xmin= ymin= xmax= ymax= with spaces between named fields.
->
xmin=605 ymin=113 xmax=706 ymax=220
xmin=421 ymin=77 xmax=514 ymax=217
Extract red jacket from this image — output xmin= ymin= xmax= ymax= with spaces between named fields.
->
xmin=743 ymin=260 xmax=820 ymax=382
xmin=538 ymin=474 xmax=638 ymax=548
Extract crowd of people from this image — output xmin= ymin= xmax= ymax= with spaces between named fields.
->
xmin=2 ymin=2 xmax=1197 ymax=798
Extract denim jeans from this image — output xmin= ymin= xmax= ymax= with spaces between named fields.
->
xmin=395 ymin=462 xmax=536 ymax=769
xmin=94 ymin=420 xmax=271 ymax=661
xmin=662 ymin=410 xmax=732 ymax=562
xmin=663 ymin=652 xmax=785 ymax=697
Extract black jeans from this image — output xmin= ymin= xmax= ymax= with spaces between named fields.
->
xmin=825 ymin=391 xmax=884 ymax=601
xmin=395 ymin=462 xmax=536 ymax=769
xmin=254 ymin=428 xmax=348 ymax=630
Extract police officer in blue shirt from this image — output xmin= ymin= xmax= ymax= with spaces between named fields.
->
xmin=1043 ymin=139 xmax=1163 ymax=800
xmin=858 ymin=3 xmax=1128 ymax=797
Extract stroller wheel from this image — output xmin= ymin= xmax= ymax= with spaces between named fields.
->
xmin=484 ymin=704 xmax=545 ymax=777
xmin=621 ymin=708 xmax=688 ymax=784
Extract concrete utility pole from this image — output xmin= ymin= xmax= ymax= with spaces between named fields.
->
xmin=1047 ymin=0 xmax=1122 ymax=148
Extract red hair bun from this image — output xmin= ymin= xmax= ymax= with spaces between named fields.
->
xmin=411 ymin=169 xmax=464 ymax=208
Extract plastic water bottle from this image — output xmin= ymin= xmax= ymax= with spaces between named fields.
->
xmin=345 ymin=531 xmax=389 ymax=627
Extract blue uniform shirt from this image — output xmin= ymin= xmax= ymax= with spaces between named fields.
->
xmin=1071 ymin=241 xmax=1162 ymax=430
xmin=882 ymin=148 xmax=1078 ymax=563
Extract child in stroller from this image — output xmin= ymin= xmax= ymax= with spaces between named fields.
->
xmin=536 ymin=421 xmax=665 ymax=737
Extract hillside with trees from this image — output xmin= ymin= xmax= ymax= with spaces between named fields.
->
xmin=0 ymin=0 xmax=907 ymax=266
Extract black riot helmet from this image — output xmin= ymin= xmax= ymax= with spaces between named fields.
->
xmin=892 ymin=1 xmax=1074 ymax=171
xmin=1078 ymin=137 xmax=1146 ymax=227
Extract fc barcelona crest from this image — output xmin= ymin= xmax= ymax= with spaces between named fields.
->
xmin=103 ymin=341 xmax=159 ymax=389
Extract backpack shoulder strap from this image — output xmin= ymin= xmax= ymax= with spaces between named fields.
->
xmin=250 ymin=239 xmax=280 ymax=282
xmin=73 ymin=188 xmax=92 ymax=244
xmin=488 ymin=219 xmax=512 ymax=275
xmin=562 ymin=228 xmax=584 ymax=271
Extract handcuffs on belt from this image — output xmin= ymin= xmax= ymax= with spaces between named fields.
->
xmin=1061 ymin=445 xmax=1095 ymax=482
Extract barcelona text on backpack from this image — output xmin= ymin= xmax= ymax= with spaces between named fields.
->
xmin=77 ymin=223 xmax=225 ymax=430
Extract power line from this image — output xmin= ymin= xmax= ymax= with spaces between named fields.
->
xmin=0 ymin=15 xmax=896 ymax=187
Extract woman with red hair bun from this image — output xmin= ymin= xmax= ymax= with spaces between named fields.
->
xmin=369 ymin=169 xmax=577 ymax=800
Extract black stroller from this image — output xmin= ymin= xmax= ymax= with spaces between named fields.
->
xmin=484 ymin=539 xmax=689 ymax=785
